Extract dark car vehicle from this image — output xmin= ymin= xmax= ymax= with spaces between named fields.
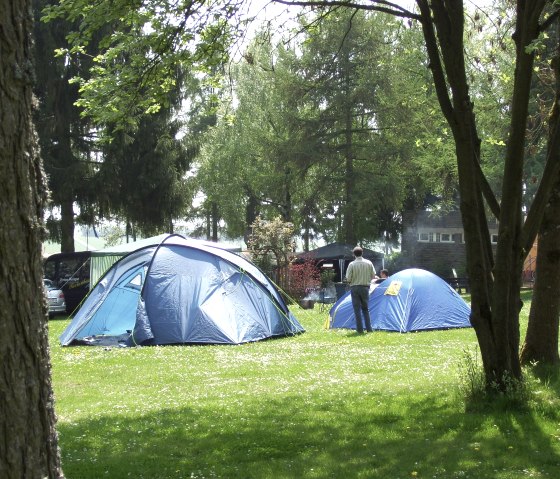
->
xmin=43 ymin=251 xmax=91 ymax=314
xmin=43 ymin=279 xmax=66 ymax=317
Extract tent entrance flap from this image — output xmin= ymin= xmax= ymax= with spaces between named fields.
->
xmin=75 ymin=264 xmax=145 ymax=340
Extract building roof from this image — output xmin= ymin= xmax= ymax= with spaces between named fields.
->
xmin=298 ymin=242 xmax=383 ymax=261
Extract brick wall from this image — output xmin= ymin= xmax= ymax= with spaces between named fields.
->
xmin=402 ymin=210 xmax=498 ymax=277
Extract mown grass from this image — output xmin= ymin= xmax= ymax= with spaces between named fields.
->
xmin=49 ymin=291 xmax=560 ymax=478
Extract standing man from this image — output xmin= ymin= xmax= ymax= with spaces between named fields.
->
xmin=345 ymin=246 xmax=376 ymax=333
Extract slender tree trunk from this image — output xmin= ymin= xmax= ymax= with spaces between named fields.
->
xmin=343 ymin=102 xmax=355 ymax=244
xmin=302 ymin=204 xmax=311 ymax=252
xmin=485 ymin=6 xmax=535 ymax=383
xmin=54 ymin=110 xmax=75 ymax=252
xmin=0 ymin=0 xmax=63 ymax=476
xmin=283 ymin=168 xmax=292 ymax=222
xmin=244 ymin=189 xmax=260 ymax=246
xmin=520 ymin=176 xmax=560 ymax=365
xmin=212 ymin=201 xmax=219 ymax=242
xmin=205 ymin=206 xmax=211 ymax=240
xmin=60 ymin=197 xmax=75 ymax=252
xmin=34 ymin=0 xmax=80 ymax=254
xmin=418 ymin=0 xmax=545 ymax=389
xmin=126 ymin=220 xmax=133 ymax=242
xmin=521 ymin=35 xmax=560 ymax=365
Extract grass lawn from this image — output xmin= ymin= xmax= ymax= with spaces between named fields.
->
xmin=49 ymin=290 xmax=560 ymax=478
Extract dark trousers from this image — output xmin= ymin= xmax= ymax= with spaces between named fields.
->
xmin=351 ymin=285 xmax=372 ymax=332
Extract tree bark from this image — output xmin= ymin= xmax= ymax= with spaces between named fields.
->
xmin=60 ymin=197 xmax=75 ymax=252
xmin=212 ymin=201 xmax=219 ymax=242
xmin=274 ymin=0 xmax=552 ymax=390
xmin=0 ymin=0 xmax=63 ymax=476
xmin=244 ymin=189 xmax=260 ymax=246
xmin=521 ymin=30 xmax=560 ymax=365
xmin=418 ymin=0 xmax=545 ymax=388
xmin=343 ymin=94 xmax=355 ymax=244
xmin=489 ymin=0 xmax=546 ymax=382
xmin=521 ymin=176 xmax=560 ymax=365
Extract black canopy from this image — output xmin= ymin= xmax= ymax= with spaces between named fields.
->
xmin=297 ymin=242 xmax=384 ymax=282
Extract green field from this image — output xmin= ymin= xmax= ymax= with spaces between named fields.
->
xmin=49 ymin=292 xmax=560 ymax=478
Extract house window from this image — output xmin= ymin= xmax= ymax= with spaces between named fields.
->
xmin=452 ymin=233 xmax=464 ymax=243
xmin=440 ymin=233 xmax=453 ymax=243
xmin=491 ymin=234 xmax=498 ymax=244
xmin=418 ymin=232 xmax=432 ymax=242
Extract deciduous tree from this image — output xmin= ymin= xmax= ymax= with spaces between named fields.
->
xmin=521 ymin=17 xmax=560 ymax=366
xmin=34 ymin=0 xmax=96 ymax=252
xmin=274 ymin=0 xmax=560 ymax=390
xmin=0 ymin=0 xmax=63 ymax=476
xmin=49 ymin=0 xmax=560 ymax=389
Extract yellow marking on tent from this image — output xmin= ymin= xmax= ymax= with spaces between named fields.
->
xmin=384 ymin=280 xmax=402 ymax=296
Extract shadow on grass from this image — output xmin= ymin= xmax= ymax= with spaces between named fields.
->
xmin=57 ymin=391 xmax=560 ymax=478
xmin=527 ymin=361 xmax=560 ymax=398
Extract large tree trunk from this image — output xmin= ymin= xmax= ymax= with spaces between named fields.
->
xmin=0 ymin=0 xmax=63 ymax=476
xmin=418 ymin=0 xmax=546 ymax=389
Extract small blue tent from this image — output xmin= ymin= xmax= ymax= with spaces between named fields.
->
xmin=329 ymin=268 xmax=471 ymax=332
xmin=60 ymin=235 xmax=304 ymax=346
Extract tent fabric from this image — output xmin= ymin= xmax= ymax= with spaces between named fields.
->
xmin=61 ymin=235 xmax=304 ymax=346
xmin=329 ymin=268 xmax=471 ymax=332
xmin=89 ymin=234 xmax=171 ymax=286
xmin=89 ymin=234 xmax=240 ymax=287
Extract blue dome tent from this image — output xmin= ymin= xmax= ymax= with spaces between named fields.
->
xmin=60 ymin=235 xmax=304 ymax=346
xmin=329 ymin=268 xmax=471 ymax=332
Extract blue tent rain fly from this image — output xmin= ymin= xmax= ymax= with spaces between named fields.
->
xmin=60 ymin=235 xmax=304 ymax=346
xmin=329 ymin=268 xmax=471 ymax=332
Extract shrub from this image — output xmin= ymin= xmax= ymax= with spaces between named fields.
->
xmin=285 ymin=258 xmax=320 ymax=302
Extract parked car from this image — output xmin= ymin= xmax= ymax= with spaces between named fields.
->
xmin=44 ymin=251 xmax=91 ymax=314
xmin=43 ymin=279 xmax=66 ymax=317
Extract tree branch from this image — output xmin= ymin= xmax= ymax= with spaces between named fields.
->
xmin=522 ymin=104 xmax=560 ymax=257
xmin=416 ymin=0 xmax=455 ymax=126
xmin=270 ymin=0 xmax=422 ymax=21
xmin=539 ymin=8 xmax=560 ymax=33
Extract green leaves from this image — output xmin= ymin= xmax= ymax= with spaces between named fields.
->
xmin=42 ymin=0 xmax=241 ymax=131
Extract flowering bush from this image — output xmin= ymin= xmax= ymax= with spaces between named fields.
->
xmin=285 ymin=257 xmax=320 ymax=302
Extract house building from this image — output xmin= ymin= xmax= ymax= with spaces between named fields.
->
xmin=401 ymin=210 xmax=499 ymax=279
